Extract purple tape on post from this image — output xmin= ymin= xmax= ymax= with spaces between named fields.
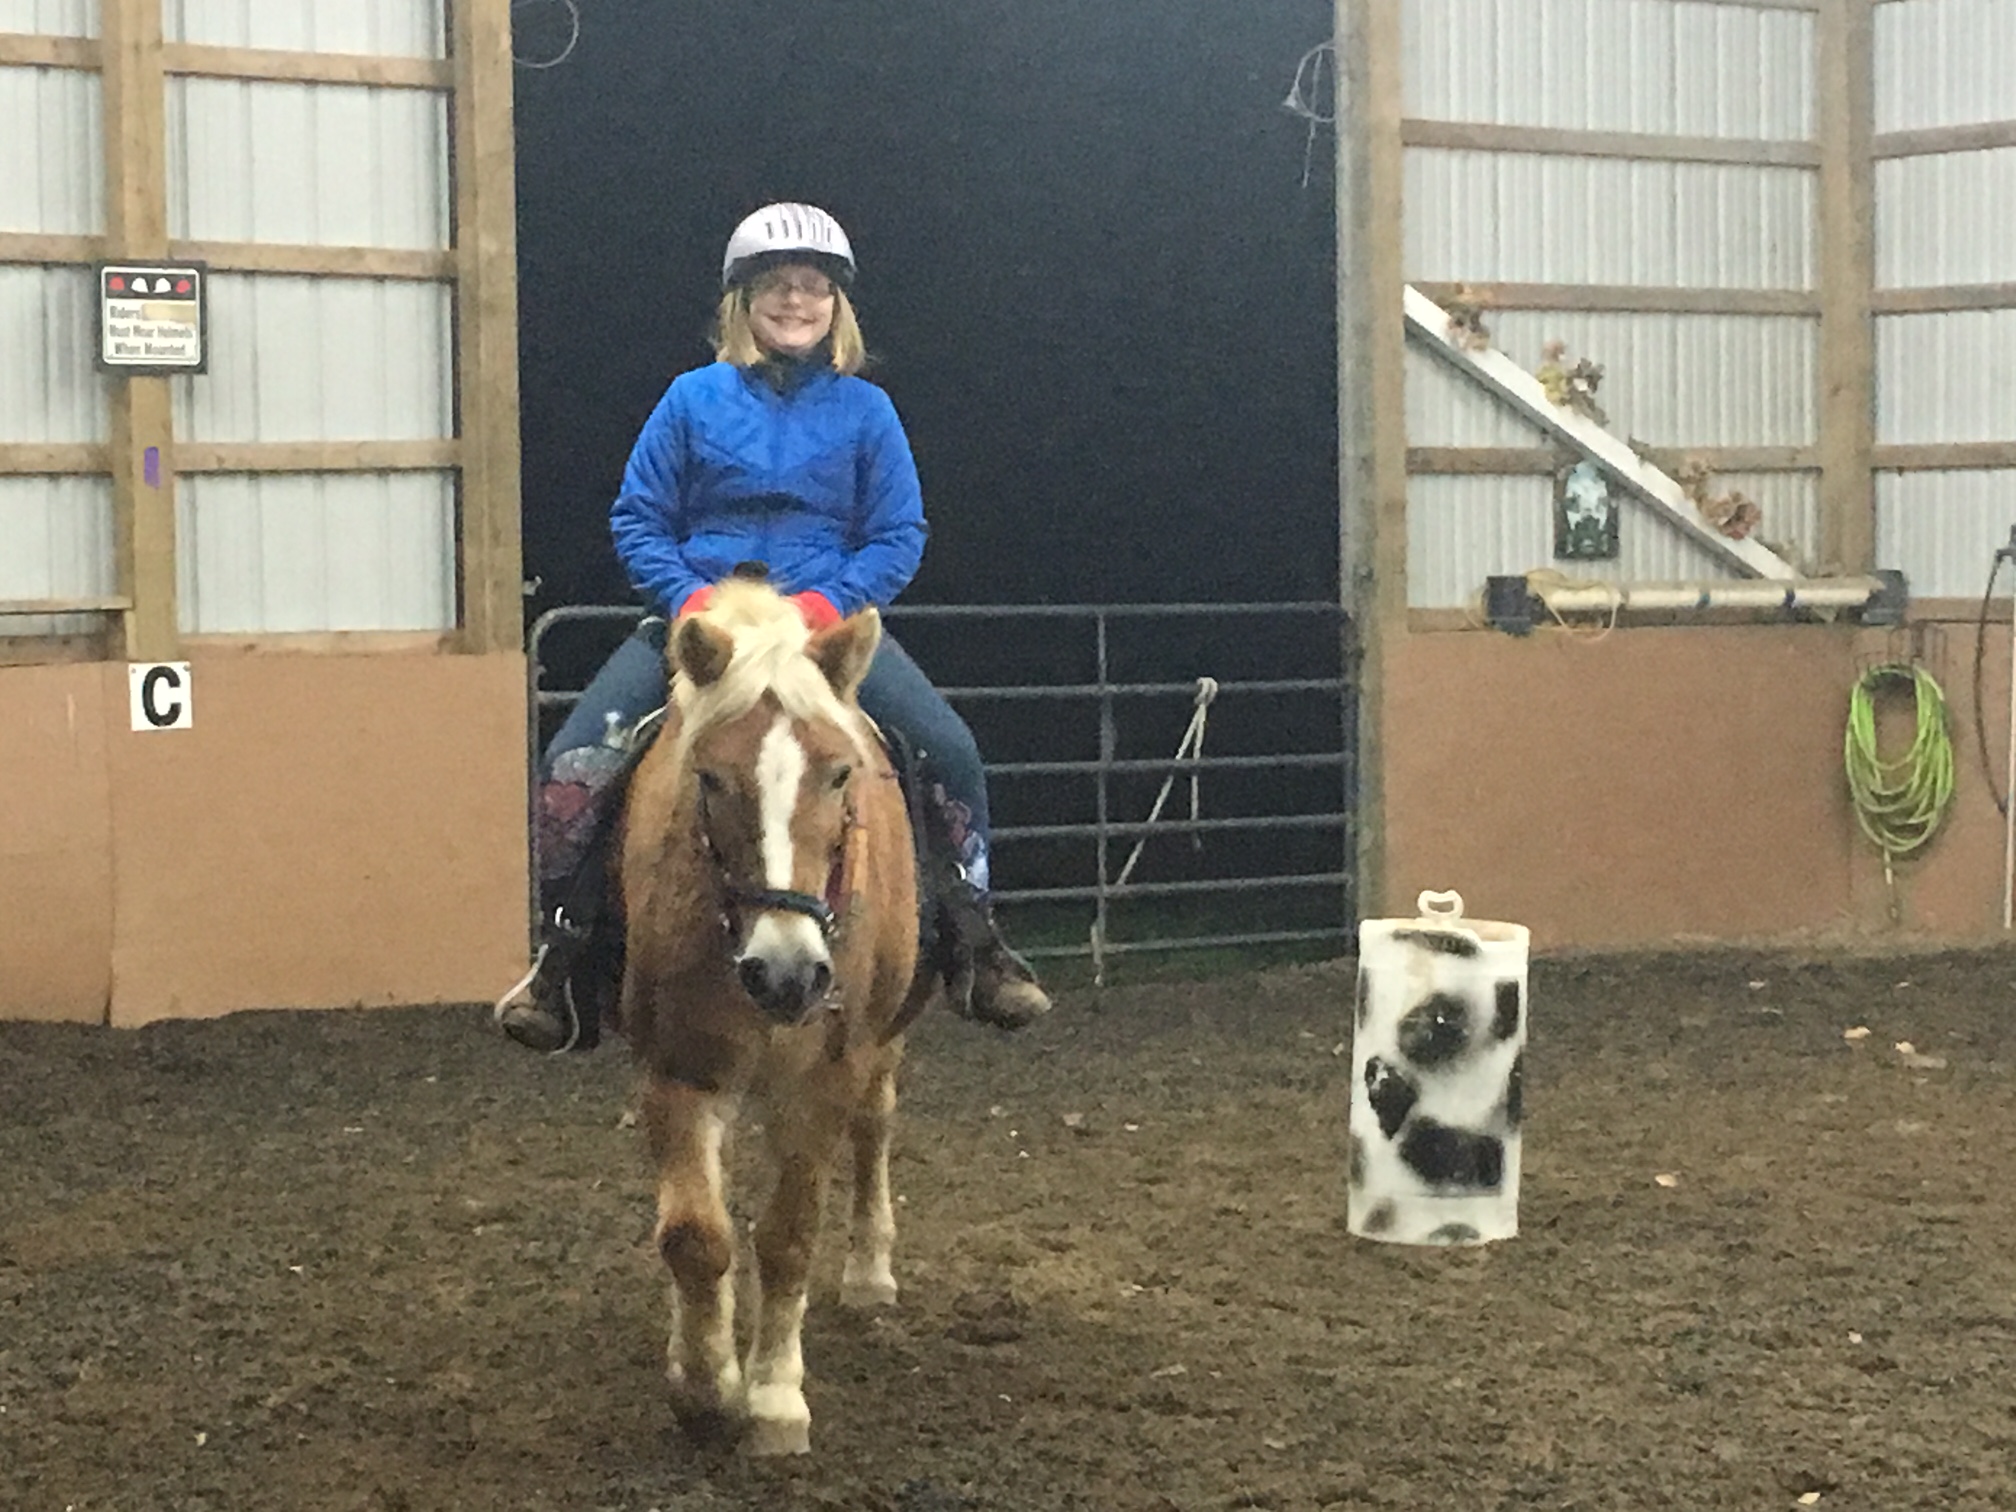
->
xmin=143 ymin=447 xmax=161 ymax=489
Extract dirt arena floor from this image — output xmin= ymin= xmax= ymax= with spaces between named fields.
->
xmin=5 ymin=949 xmax=2016 ymax=1511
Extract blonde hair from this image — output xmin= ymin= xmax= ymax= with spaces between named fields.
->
xmin=712 ymin=286 xmax=866 ymax=375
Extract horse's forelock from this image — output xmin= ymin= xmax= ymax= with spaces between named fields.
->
xmin=671 ymin=587 xmax=872 ymax=760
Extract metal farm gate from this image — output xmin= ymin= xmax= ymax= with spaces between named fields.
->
xmin=528 ymin=600 xmax=1358 ymax=981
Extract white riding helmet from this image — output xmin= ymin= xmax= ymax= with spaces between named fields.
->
xmin=721 ymin=202 xmax=856 ymax=289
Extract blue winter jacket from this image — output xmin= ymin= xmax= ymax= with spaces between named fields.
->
xmin=608 ymin=360 xmax=929 ymax=618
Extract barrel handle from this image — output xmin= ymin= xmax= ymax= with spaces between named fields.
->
xmin=1416 ymin=889 xmax=1464 ymax=922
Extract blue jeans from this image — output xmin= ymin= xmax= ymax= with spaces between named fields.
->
xmin=542 ymin=622 xmax=993 ymax=891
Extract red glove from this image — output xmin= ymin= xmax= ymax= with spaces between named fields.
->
xmin=676 ymin=586 xmax=715 ymax=617
xmin=790 ymin=591 xmax=842 ymax=630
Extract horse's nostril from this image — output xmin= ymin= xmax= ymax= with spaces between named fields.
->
xmin=809 ymin=961 xmax=833 ymax=999
xmin=737 ymin=956 xmax=769 ymax=1000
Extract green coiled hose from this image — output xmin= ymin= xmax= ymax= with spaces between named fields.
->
xmin=1844 ymin=663 xmax=1955 ymax=881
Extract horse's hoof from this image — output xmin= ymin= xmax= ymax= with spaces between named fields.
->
xmin=839 ymin=1274 xmax=899 ymax=1309
xmin=667 ymin=1363 xmax=745 ymax=1445
xmin=745 ymin=1385 xmax=811 ymax=1456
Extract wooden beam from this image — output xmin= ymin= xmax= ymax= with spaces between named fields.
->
xmin=168 ymin=239 xmax=455 ymax=281
xmin=449 ymin=0 xmax=525 ymax=656
xmin=1872 ymin=283 xmax=2016 ymax=315
xmin=0 ymin=443 xmax=111 ymax=475
xmin=161 ymin=42 xmax=453 ymax=90
xmin=0 ymin=232 xmax=454 ymax=280
xmin=1873 ymin=120 xmax=2016 ymax=159
xmin=1412 ymin=280 xmax=1821 ymax=317
xmin=0 ymin=634 xmax=112 ymax=667
xmin=1338 ymin=0 xmax=1406 ymax=921
xmin=0 ymin=231 xmax=103 ymax=266
xmin=0 ymin=596 xmax=132 ymax=616
xmin=176 ymin=439 xmax=461 ymax=473
xmin=1817 ymin=0 xmax=1877 ymax=577
xmin=0 ymin=32 xmax=99 ymax=69
xmin=181 ymin=630 xmax=457 ymax=654
xmin=1408 ymin=446 xmax=1821 ymax=476
xmin=1402 ymin=118 xmax=1821 ymax=168
xmin=103 ymin=0 xmax=178 ymax=662
xmin=1873 ymin=443 xmax=2016 ymax=472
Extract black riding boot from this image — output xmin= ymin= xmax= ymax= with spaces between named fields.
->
xmin=493 ymin=896 xmax=593 ymax=1053
xmin=968 ymin=905 xmax=1053 ymax=1028
xmin=930 ymin=875 xmax=1052 ymax=1030
xmin=495 ymin=737 xmax=634 ymax=1053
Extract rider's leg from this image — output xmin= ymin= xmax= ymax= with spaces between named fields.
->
xmin=856 ymin=633 xmax=1052 ymax=1028
xmin=496 ymin=620 xmax=670 ymax=1051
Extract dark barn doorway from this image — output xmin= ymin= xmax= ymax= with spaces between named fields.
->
xmin=512 ymin=0 xmax=1349 ymax=963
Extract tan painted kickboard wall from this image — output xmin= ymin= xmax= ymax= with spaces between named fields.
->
xmin=0 ymin=655 xmax=528 ymax=1024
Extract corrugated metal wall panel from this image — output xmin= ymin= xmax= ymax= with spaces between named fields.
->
xmin=0 ymin=1 xmax=97 ymax=36
xmin=1405 ymin=0 xmax=1813 ymax=140
xmin=1407 ymin=471 xmax=1758 ymax=609
xmin=1406 ymin=345 xmax=1542 ymax=447
xmin=1876 ymin=470 xmax=2016 ymax=600
xmin=1876 ymin=311 xmax=2016 ymax=445
xmin=171 ymin=273 xmax=452 ymax=442
xmin=1875 ymin=0 xmax=2016 ymax=134
xmin=1477 ymin=310 xmax=1816 ymax=447
xmin=0 ymin=265 xmax=106 ymax=442
xmin=1875 ymin=149 xmax=2016 ymax=290
xmin=166 ymin=79 xmax=448 ymax=249
xmin=0 ymin=475 xmax=114 ymax=637
xmin=162 ymin=0 xmax=443 ymax=58
xmin=0 ymin=64 xmax=103 ymax=234
xmin=1405 ymin=150 xmax=1814 ymax=289
xmin=177 ymin=472 xmax=456 ymax=633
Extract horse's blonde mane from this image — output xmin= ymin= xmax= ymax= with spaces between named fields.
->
xmin=670 ymin=578 xmax=872 ymax=758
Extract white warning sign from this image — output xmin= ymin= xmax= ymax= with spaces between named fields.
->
xmin=97 ymin=263 xmax=208 ymax=374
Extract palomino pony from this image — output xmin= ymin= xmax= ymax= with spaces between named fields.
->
xmin=617 ymin=576 xmax=932 ymax=1457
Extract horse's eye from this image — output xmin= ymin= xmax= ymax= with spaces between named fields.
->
xmin=830 ymin=765 xmax=852 ymax=791
xmin=698 ymin=770 xmax=725 ymax=795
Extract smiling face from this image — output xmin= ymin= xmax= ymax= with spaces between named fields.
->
xmin=745 ymin=263 xmax=838 ymax=358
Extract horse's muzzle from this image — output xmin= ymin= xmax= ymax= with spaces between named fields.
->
xmin=736 ymin=950 xmax=835 ymax=1025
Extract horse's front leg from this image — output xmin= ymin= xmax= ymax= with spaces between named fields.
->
xmin=840 ymin=1051 xmax=900 ymax=1309
xmin=744 ymin=1094 xmax=851 ymax=1456
xmin=642 ymin=1076 xmax=743 ymax=1438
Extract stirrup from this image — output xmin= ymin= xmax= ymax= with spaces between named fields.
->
xmin=493 ymin=943 xmax=583 ymax=1054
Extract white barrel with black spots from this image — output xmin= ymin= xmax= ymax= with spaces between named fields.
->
xmin=1347 ymin=890 xmax=1528 ymax=1246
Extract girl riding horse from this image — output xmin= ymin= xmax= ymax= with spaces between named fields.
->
xmin=497 ymin=202 xmax=1050 ymax=1049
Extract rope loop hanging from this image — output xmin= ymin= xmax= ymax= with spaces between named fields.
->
xmin=1091 ymin=677 xmax=1220 ymax=983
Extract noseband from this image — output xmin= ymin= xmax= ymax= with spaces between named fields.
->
xmin=696 ymin=785 xmax=849 ymax=940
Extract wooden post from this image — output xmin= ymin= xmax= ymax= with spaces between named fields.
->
xmin=101 ymin=0 xmax=178 ymax=659
xmin=1817 ymin=0 xmax=1877 ymax=577
xmin=450 ymin=0 xmax=525 ymax=655
xmin=1336 ymin=0 xmax=1408 ymax=921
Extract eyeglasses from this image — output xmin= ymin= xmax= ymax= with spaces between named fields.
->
xmin=751 ymin=270 xmax=837 ymax=300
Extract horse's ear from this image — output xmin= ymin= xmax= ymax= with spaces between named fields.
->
xmin=809 ymin=609 xmax=882 ymax=701
xmin=671 ymin=615 xmax=735 ymax=687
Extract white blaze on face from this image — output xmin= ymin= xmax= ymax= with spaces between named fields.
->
xmin=746 ymin=711 xmax=827 ymax=961
xmin=755 ymin=712 xmax=805 ymax=889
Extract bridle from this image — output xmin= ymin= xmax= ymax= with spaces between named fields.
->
xmin=696 ymin=781 xmax=852 ymax=943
